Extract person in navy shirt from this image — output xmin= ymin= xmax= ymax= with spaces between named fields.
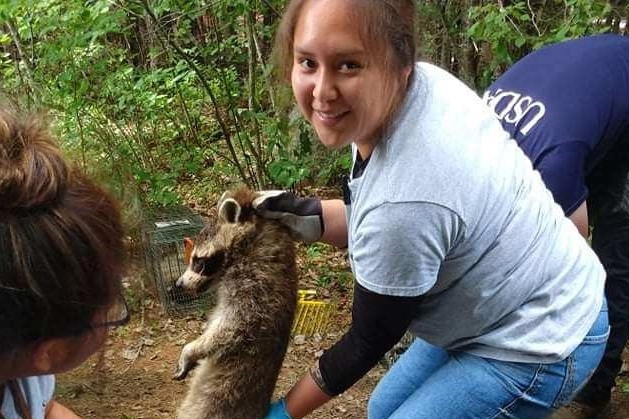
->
xmin=485 ymin=34 xmax=629 ymax=419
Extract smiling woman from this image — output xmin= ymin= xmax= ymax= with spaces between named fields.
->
xmin=258 ymin=1 xmax=609 ymax=419
xmin=275 ymin=0 xmax=416 ymax=157
xmin=0 ymin=102 xmax=127 ymax=419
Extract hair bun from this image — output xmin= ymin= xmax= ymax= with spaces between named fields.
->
xmin=0 ymin=108 xmax=68 ymax=211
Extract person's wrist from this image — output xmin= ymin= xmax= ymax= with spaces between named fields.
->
xmin=279 ymin=399 xmax=293 ymax=419
xmin=309 ymin=359 xmax=333 ymax=396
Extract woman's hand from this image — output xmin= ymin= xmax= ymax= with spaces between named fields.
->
xmin=45 ymin=400 xmax=82 ymax=418
xmin=253 ymin=191 xmax=348 ymax=247
xmin=252 ymin=191 xmax=324 ymax=243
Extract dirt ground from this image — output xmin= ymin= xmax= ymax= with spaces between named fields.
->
xmin=55 ymin=262 xmax=382 ymax=419
xmin=55 ymin=307 xmax=383 ymax=419
xmin=56 ymin=254 xmax=629 ymax=419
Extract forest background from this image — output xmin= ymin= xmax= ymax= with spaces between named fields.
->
xmin=1 ymin=0 xmax=627 ymax=214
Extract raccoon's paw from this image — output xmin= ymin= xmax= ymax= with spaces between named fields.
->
xmin=173 ymin=357 xmax=197 ymax=380
xmin=173 ymin=345 xmax=198 ymax=380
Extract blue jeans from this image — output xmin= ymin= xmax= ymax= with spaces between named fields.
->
xmin=368 ymin=305 xmax=609 ymax=419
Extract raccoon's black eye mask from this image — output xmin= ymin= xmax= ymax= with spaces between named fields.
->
xmin=192 ymin=251 xmax=225 ymax=276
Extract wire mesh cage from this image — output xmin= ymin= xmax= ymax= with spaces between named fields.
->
xmin=141 ymin=206 xmax=210 ymax=312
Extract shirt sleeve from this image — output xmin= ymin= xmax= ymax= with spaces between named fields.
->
xmin=1 ymin=375 xmax=55 ymax=419
xmin=318 ymin=282 xmax=423 ymax=395
xmin=533 ymin=141 xmax=589 ymax=215
xmin=350 ymin=201 xmax=464 ymax=297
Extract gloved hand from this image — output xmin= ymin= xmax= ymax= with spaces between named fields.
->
xmin=252 ymin=190 xmax=323 ymax=243
xmin=264 ymin=399 xmax=294 ymax=419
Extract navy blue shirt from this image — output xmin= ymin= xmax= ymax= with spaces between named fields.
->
xmin=484 ymin=35 xmax=629 ymax=215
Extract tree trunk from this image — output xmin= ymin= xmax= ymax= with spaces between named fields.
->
xmin=460 ymin=0 xmax=482 ymax=89
xmin=4 ymin=18 xmax=39 ymax=104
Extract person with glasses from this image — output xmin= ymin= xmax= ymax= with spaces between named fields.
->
xmin=484 ymin=35 xmax=629 ymax=419
xmin=0 ymin=103 xmax=128 ymax=419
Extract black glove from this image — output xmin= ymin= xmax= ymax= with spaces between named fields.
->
xmin=252 ymin=190 xmax=323 ymax=243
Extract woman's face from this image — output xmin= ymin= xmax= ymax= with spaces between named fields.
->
xmin=291 ymin=0 xmax=401 ymax=157
xmin=49 ymin=322 xmax=109 ymax=374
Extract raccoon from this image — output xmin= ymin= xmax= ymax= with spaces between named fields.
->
xmin=173 ymin=188 xmax=298 ymax=419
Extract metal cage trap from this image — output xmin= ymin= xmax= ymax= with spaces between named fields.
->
xmin=141 ymin=207 xmax=336 ymax=330
xmin=141 ymin=205 xmax=209 ymax=312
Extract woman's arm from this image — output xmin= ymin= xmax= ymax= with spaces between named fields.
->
xmin=45 ymin=400 xmax=82 ymax=419
xmin=568 ymin=200 xmax=589 ymax=239
xmin=280 ymin=284 xmax=422 ymax=418
xmin=284 ymin=374 xmax=332 ymax=418
xmin=252 ymin=192 xmax=347 ymax=247
xmin=321 ymin=199 xmax=348 ymax=247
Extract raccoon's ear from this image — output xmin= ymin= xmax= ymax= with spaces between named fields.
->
xmin=183 ymin=237 xmax=194 ymax=264
xmin=217 ymin=191 xmax=231 ymax=207
xmin=218 ymin=198 xmax=241 ymax=224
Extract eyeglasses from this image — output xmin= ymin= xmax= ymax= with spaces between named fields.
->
xmin=91 ymin=292 xmax=130 ymax=329
xmin=1 ymin=283 xmax=131 ymax=329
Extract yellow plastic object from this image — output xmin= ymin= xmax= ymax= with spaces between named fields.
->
xmin=291 ymin=290 xmax=334 ymax=336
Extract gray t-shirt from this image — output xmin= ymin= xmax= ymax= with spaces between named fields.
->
xmin=1 ymin=375 xmax=54 ymax=419
xmin=346 ymin=62 xmax=605 ymax=363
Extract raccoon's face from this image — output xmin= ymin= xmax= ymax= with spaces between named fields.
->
xmin=175 ymin=193 xmax=257 ymax=293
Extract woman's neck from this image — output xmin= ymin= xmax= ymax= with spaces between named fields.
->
xmin=356 ymin=144 xmax=374 ymax=160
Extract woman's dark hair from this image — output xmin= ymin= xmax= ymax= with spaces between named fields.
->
xmin=0 ymin=104 xmax=125 ymax=356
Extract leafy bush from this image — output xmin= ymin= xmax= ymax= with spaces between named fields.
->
xmin=1 ymin=0 xmax=625 ymax=207
xmin=467 ymin=0 xmax=615 ymax=89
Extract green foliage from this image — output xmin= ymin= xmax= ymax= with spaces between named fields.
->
xmin=315 ymin=148 xmax=353 ymax=185
xmin=317 ymin=269 xmax=353 ymax=289
xmin=305 ymin=242 xmax=328 ymax=261
xmin=304 ymin=243 xmax=353 ymax=289
xmin=467 ymin=2 xmax=531 ymax=78
xmin=467 ymin=0 xmax=615 ymax=89
xmin=0 ymin=0 xmax=625 ymax=208
xmin=0 ymin=0 xmax=300 ymax=206
xmin=268 ymin=158 xmax=310 ymax=188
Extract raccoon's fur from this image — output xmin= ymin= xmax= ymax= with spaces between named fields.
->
xmin=173 ymin=188 xmax=298 ymax=419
